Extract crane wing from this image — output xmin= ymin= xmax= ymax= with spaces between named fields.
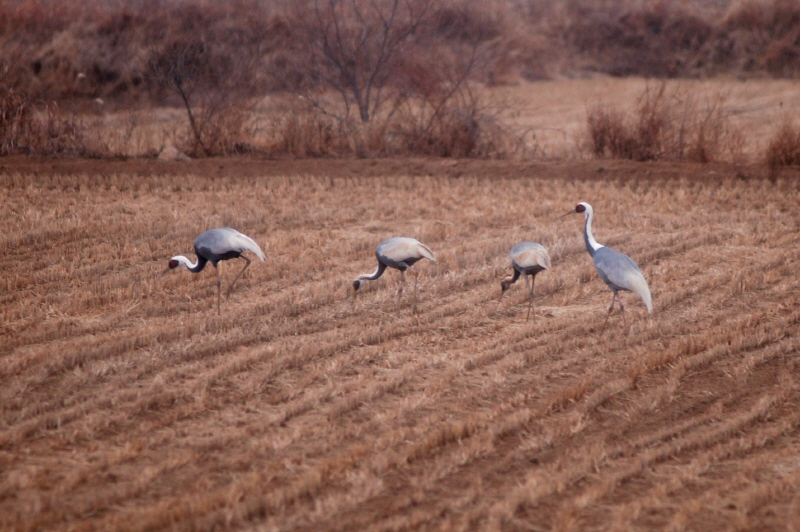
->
xmin=196 ymin=228 xmax=266 ymax=261
xmin=510 ymin=242 xmax=550 ymax=271
xmin=378 ymin=237 xmax=436 ymax=264
xmin=593 ymin=247 xmax=652 ymax=313
xmin=415 ymin=241 xmax=436 ymax=262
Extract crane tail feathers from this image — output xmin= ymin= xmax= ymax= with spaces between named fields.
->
xmin=539 ymin=251 xmax=552 ymax=271
xmin=629 ymin=275 xmax=652 ymax=313
xmin=417 ymin=242 xmax=436 ymax=262
xmin=239 ymin=233 xmax=266 ymax=261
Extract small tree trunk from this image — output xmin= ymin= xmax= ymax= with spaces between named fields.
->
xmin=174 ymin=79 xmax=205 ymax=154
xmin=358 ymin=99 xmax=370 ymax=123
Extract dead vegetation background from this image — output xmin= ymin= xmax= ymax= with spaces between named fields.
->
xmin=2 ymin=0 xmax=800 ymax=163
xmin=586 ymin=83 xmax=745 ymax=163
xmin=1 ymin=159 xmax=800 ymax=530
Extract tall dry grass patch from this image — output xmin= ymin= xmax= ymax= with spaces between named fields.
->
xmin=765 ymin=119 xmax=800 ymax=171
xmin=587 ymin=83 xmax=744 ymax=162
xmin=0 ymin=86 xmax=37 ymax=154
xmin=0 ymin=85 xmax=88 ymax=155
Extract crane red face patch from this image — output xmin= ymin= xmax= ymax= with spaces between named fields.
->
xmin=576 ymin=204 xmax=586 ymax=213
xmin=168 ymin=259 xmax=179 ymax=269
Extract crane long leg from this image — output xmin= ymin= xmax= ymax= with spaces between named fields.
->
xmin=411 ymin=268 xmax=420 ymax=312
xmin=215 ymin=263 xmax=222 ymax=315
xmin=226 ymin=256 xmax=252 ymax=299
xmin=523 ymin=273 xmax=534 ymax=322
xmin=600 ymin=292 xmax=618 ymax=333
xmin=397 ymin=270 xmax=406 ymax=299
xmin=619 ymin=295 xmax=627 ymax=327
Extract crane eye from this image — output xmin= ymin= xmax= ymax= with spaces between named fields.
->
xmin=168 ymin=259 xmax=179 ymax=269
xmin=576 ymin=204 xmax=586 ymax=213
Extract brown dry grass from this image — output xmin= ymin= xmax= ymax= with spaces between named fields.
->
xmin=1 ymin=157 xmax=799 ymax=531
xmin=61 ymin=77 xmax=800 ymax=163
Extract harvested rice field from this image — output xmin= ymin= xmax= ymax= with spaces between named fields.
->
xmin=1 ymin=157 xmax=799 ymax=531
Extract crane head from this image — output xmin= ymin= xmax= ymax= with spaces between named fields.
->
xmin=353 ymin=279 xmax=363 ymax=291
xmin=576 ymin=204 xmax=586 ymax=213
xmin=168 ymin=259 xmax=180 ymax=269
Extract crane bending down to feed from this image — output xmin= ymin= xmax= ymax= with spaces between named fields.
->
xmin=168 ymin=227 xmax=266 ymax=314
xmin=353 ymin=237 xmax=436 ymax=306
xmin=572 ymin=202 xmax=652 ymax=331
xmin=500 ymin=242 xmax=551 ymax=321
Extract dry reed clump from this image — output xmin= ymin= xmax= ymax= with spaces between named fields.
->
xmin=0 ymin=85 xmax=87 ymax=156
xmin=764 ymin=119 xmax=800 ymax=171
xmin=586 ymin=84 xmax=744 ymax=163
xmin=0 ymin=86 xmax=37 ymax=154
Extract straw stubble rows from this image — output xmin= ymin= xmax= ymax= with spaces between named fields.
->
xmin=1 ymin=163 xmax=799 ymax=531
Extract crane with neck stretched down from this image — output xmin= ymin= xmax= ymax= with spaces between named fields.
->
xmin=353 ymin=237 xmax=436 ymax=308
xmin=572 ymin=202 xmax=652 ymax=331
xmin=168 ymin=227 xmax=266 ymax=314
xmin=500 ymin=242 xmax=551 ymax=322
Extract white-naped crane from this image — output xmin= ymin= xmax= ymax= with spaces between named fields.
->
xmin=167 ymin=227 xmax=266 ymax=314
xmin=570 ymin=202 xmax=652 ymax=331
xmin=500 ymin=242 xmax=551 ymax=321
xmin=353 ymin=237 xmax=436 ymax=306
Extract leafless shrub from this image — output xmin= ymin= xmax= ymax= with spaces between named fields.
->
xmin=390 ymin=84 xmax=523 ymax=158
xmin=296 ymin=0 xmax=435 ymax=125
xmin=587 ymin=84 xmax=744 ymax=163
xmin=147 ymin=36 xmax=259 ymax=157
xmin=279 ymin=0 xmax=521 ymax=158
xmin=764 ymin=119 xmax=800 ymax=171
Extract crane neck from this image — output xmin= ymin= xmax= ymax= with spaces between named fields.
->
xmin=172 ymin=255 xmax=208 ymax=273
xmin=583 ymin=210 xmax=604 ymax=257
xmin=356 ymin=261 xmax=387 ymax=283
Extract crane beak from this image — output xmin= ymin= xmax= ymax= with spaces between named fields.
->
xmin=560 ymin=210 xmax=575 ymax=218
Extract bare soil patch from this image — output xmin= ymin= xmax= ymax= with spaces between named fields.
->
xmin=1 ymin=157 xmax=799 ymax=531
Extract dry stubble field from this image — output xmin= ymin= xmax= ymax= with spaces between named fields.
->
xmin=2 ymin=157 xmax=800 ymax=531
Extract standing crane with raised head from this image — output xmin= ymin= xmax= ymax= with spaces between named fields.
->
xmin=571 ymin=202 xmax=652 ymax=331
xmin=353 ymin=237 xmax=436 ymax=306
xmin=167 ymin=227 xmax=266 ymax=314
xmin=500 ymin=242 xmax=551 ymax=321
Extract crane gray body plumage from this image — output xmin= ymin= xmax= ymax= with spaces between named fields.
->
xmin=353 ymin=237 xmax=436 ymax=304
xmin=509 ymin=242 xmax=551 ymax=277
xmin=591 ymin=246 xmax=650 ymax=307
xmin=168 ymin=227 xmax=266 ymax=313
xmin=193 ymin=227 xmax=266 ymax=265
xmin=501 ymin=242 xmax=551 ymax=321
xmin=575 ymin=202 xmax=652 ymax=330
